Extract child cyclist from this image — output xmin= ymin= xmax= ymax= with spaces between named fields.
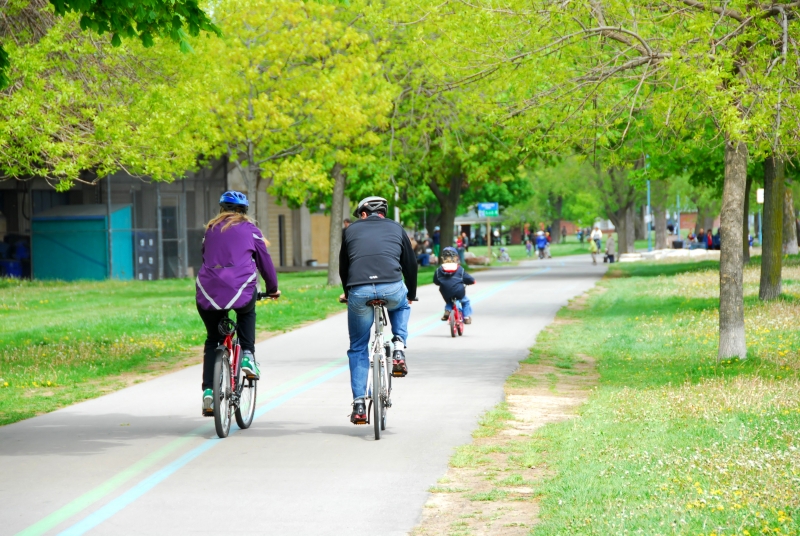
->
xmin=196 ymin=191 xmax=280 ymax=415
xmin=434 ymin=247 xmax=476 ymax=324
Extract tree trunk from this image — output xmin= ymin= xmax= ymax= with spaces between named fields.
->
xmin=607 ymin=204 xmax=633 ymax=255
xmin=743 ymin=175 xmax=752 ymax=264
xmin=612 ymin=213 xmax=626 ymax=255
xmin=327 ymin=163 xmax=346 ymax=286
xmin=760 ymin=156 xmax=784 ymax=300
xmin=429 ymin=174 xmax=463 ymax=262
xmin=783 ymin=179 xmax=799 ymax=254
xmin=754 ymin=211 xmax=760 ymax=241
xmin=655 ymin=206 xmax=667 ymax=249
xmin=551 ymin=195 xmax=563 ymax=243
xmin=652 ymin=180 xmax=668 ymax=249
xmin=698 ymin=203 xmax=715 ymax=234
xmin=634 ymin=204 xmax=646 ymax=240
xmin=624 ymin=205 xmax=636 ymax=253
xmin=718 ymin=139 xmax=748 ymax=361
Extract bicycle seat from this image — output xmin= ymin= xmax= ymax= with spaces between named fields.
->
xmin=366 ymin=299 xmax=387 ymax=306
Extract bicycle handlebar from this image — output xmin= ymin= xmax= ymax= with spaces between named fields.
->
xmin=257 ymin=290 xmax=281 ymax=301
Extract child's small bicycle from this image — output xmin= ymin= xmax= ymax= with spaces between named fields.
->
xmin=448 ymin=297 xmax=465 ymax=338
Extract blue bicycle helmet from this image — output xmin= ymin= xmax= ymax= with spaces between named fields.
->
xmin=219 ymin=190 xmax=249 ymax=213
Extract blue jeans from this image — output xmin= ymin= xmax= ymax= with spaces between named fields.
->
xmin=445 ymin=295 xmax=472 ymax=317
xmin=347 ymin=281 xmax=410 ymax=400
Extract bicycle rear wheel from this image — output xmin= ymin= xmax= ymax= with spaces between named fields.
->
xmin=213 ymin=351 xmax=232 ymax=438
xmin=372 ymin=354 xmax=382 ymax=440
xmin=235 ymin=374 xmax=257 ymax=430
xmin=380 ymin=356 xmax=389 ymax=431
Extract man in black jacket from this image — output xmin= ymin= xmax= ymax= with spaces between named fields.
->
xmin=340 ymin=196 xmax=418 ymax=424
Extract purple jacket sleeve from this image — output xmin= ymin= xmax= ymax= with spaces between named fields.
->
xmin=251 ymin=225 xmax=278 ymax=294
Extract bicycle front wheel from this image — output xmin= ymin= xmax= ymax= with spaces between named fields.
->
xmin=213 ymin=351 xmax=232 ymax=438
xmin=372 ymin=354 xmax=382 ymax=440
xmin=235 ymin=375 xmax=257 ymax=430
xmin=449 ymin=313 xmax=457 ymax=338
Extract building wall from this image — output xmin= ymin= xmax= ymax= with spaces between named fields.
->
xmin=264 ymin=192 xmax=294 ymax=268
xmin=311 ymin=213 xmax=330 ymax=264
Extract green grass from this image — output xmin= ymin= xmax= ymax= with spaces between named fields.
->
xmin=467 ymin=235 xmax=594 ymax=262
xmin=0 ymin=268 xmax=434 ymax=426
xmin=521 ymin=256 xmax=800 ymax=535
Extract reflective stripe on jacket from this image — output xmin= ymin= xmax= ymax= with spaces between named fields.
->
xmin=196 ymin=220 xmax=278 ymax=311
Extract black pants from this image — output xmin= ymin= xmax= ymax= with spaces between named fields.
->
xmin=197 ymin=292 xmax=257 ymax=390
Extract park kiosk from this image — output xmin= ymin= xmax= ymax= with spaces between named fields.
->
xmin=31 ymin=204 xmax=133 ymax=280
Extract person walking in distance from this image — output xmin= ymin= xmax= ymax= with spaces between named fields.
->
xmin=432 ymin=226 xmax=441 ymax=257
xmin=591 ymin=226 xmax=603 ymax=251
xmin=589 ymin=237 xmax=598 ymax=265
xmin=606 ymin=234 xmax=616 ymax=263
xmin=339 ymin=196 xmax=418 ymax=425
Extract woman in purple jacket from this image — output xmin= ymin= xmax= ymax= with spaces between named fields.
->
xmin=196 ymin=191 xmax=279 ymax=414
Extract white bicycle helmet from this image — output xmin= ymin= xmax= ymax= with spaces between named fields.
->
xmin=353 ymin=196 xmax=388 ymax=217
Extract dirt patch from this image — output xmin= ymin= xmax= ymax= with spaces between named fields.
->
xmin=412 ymin=332 xmax=597 ymax=535
xmin=566 ymin=286 xmax=606 ymax=310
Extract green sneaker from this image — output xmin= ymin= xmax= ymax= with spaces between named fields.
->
xmin=202 ymin=388 xmax=213 ymax=416
xmin=241 ymin=351 xmax=260 ymax=380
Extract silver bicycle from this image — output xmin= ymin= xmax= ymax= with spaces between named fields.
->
xmin=364 ymin=299 xmax=392 ymax=440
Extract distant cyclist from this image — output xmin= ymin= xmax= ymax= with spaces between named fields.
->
xmin=196 ymin=191 xmax=279 ymax=415
xmin=339 ymin=196 xmax=418 ymax=424
xmin=434 ymin=247 xmax=475 ymax=324
xmin=535 ymin=231 xmax=548 ymax=259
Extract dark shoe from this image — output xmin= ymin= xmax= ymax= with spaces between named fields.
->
xmin=350 ymin=399 xmax=367 ymax=425
xmin=464 ymin=317 xmax=472 ymax=325
xmin=441 ymin=312 xmax=450 ymax=321
xmin=392 ymin=349 xmax=408 ymax=377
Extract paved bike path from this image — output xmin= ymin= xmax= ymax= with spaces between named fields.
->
xmin=0 ymin=256 xmax=605 ymax=535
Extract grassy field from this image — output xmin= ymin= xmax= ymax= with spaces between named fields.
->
xmin=0 ymin=268 xmax=434 ymax=426
xmin=438 ymin=256 xmax=800 ymax=535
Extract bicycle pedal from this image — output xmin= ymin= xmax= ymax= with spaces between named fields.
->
xmin=392 ymin=371 xmax=407 ymax=377
xmin=201 ymin=410 xmax=214 ymax=417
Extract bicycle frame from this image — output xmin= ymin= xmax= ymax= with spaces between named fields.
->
xmin=364 ymin=304 xmax=391 ymax=415
xmin=218 ymin=321 xmax=241 ymax=399
xmin=451 ymin=298 xmax=463 ymax=322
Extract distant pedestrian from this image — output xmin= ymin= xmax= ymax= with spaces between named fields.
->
xmin=535 ymin=231 xmax=548 ymax=259
xmin=460 ymin=231 xmax=470 ymax=251
xmin=432 ymin=226 xmax=440 ymax=257
xmin=591 ymin=226 xmax=603 ymax=250
xmin=343 ymin=218 xmax=351 ymax=229
xmin=561 ymin=226 xmax=567 ymax=244
xmin=456 ymin=236 xmax=466 ymax=265
xmin=589 ymin=237 xmax=598 ymax=265
xmin=697 ymin=228 xmax=706 ymax=249
xmin=525 ymin=238 xmax=533 ymax=257
xmin=606 ymin=234 xmax=616 ymax=263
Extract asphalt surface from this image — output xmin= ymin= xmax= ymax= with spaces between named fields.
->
xmin=0 ymin=256 xmax=605 ymax=536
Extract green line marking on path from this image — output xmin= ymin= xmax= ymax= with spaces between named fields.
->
xmin=15 ymin=357 xmax=346 ymax=536
xmin=21 ymin=263 xmax=553 ymax=535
